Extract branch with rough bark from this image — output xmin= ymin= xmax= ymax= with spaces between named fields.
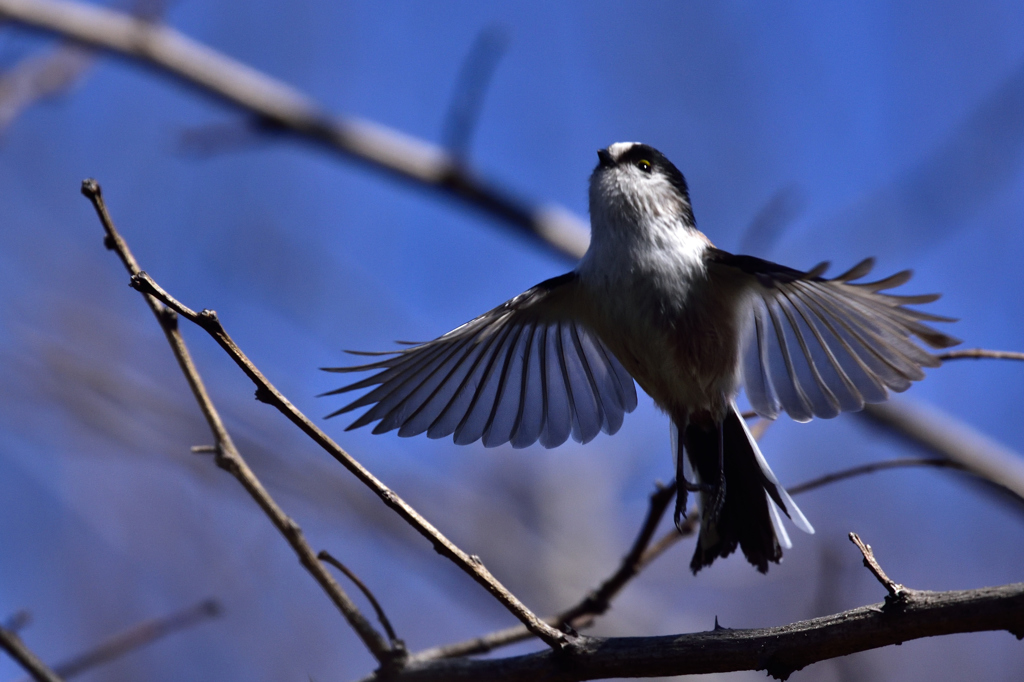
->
xmin=0 ymin=0 xmax=589 ymax=260
xmin=82 ymin=179 xmax=403 ymax=668
xmin=361 ymin=582 xmax=1024 ymax=682
xmin=82 ymin=179 xmax=569 ymax=652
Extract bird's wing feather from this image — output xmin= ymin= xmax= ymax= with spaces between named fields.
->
xmin=321 ymin=272 xmax=638 ymax=448
xmin=707 ymin=250 xmax=960 ymax=422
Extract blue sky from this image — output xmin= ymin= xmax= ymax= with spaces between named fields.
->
xmin=1 ymin=2 xmax=1023 ymax=680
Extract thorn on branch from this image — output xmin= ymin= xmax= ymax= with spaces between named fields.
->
xmin=190 ymin=444 xmax=218 ymax=455
xmin=849 ymin=532 xmax=909 ymax=604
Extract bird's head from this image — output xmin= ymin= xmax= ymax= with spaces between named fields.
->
xmin=589 ymin=142 xmax=696 ymax=237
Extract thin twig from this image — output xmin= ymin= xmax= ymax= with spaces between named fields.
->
xmin=848 ymin=532 xmax=906 ymax=601
xmin=0 ymin=0 xmax=589 ymax=260
xmin=0 ymin=625 xmax=63 ymax=682
xmin=938 ymin=348 xmax=1024 ymax=362
xmin=81 ymin=180 xmax=399 ymax=668
xmin=318 ymin=551 xmax=402 ymax=647
xmin=81 ymin=180 xmax=569 ymax=651
xmin=787 ymin=457 xmax=965 ymax=495
xmin=37 ymin=600 xmax=220 ymax=680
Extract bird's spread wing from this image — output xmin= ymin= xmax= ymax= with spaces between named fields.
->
xmin=707 ymin=250 xmax=960 ymax=422
xmin=322 ymin=272 xmax=638 ymax=448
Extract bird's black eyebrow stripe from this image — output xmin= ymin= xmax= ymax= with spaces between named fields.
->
xmin=615 ymin=144 xmax=692 ymax=209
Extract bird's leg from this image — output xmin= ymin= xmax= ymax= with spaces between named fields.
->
xmin=674 ymin=415 xmax=690 ymax=530
xmin=704 ymin=419 xmax=727 ymax=520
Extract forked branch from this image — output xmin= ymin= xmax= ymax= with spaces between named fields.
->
xmin=82 ymin=179 xmax=399 ymax=668
xmin=82 ymin=180 xmax=569 ymax=652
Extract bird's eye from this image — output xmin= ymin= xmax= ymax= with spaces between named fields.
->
xmin=637 ymin=159 xmax=652 ymax=173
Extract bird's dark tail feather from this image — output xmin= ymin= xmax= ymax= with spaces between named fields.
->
xmin=678 ymin=405 xmax=813 ymax=574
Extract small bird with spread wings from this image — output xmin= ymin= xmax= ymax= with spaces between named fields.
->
xmin=323 ymin=142 xmax=959 ymax=574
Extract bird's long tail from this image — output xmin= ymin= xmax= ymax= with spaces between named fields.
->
xmin=673 ymin=404 xmax=814 ymax=574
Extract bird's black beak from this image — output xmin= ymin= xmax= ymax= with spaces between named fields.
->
xmin=597 ymin=148 xmax=614 ymax=168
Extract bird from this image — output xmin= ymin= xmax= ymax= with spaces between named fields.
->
xmin=322 ymin=142 xmax=960 ymax=574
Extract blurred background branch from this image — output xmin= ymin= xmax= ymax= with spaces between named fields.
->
xmin=19 ymin=600 xmax=220 ymax=682
xmin=0 ymin=0 xmax=590 ymax=260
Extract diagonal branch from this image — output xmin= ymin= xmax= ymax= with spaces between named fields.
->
xmin=319 ymin=551 xmax=402 ymax=647
xmin=81 ymin=181 xmax=569 ymax=651
xmin=0 ymin=624 xmax=63 ymax=682
xmin=411 ymin=484 xmax=694 ymax=662
xmin=81 ymin=180 xmax=399 ymax=668
xmin=0 ymin=0 xmax=589 ymax=260
xmin=849 ymin=533 xmax=905 ymax=601
xmin=861 ymin=400 xmax=1024 ymax=505
xmin=34 ymin=600 xmax=220 ymax=681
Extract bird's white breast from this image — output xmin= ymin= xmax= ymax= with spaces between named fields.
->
xmin=577 ymin=210 xmax=744 ymax=419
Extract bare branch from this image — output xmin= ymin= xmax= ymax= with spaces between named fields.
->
xmin=848 ymin=533 xmax=905 ymax=600
xmin=787 ymin=457 xmax=965 ymax=495
xmin=0 ymin=0 xmax=164 ymax=133
xmin=81 ymin=181 xmax=569 ymax=651
xmin=318 ymin=551 xmax=402 ymax=648
xmin=0 ymin=624 xmax=63 ymax=682
xmin=81 ymin=180 xmax=399 ymax=668
xmin=360 ymin=584 xmax=1024 ymax=682
xmin=0 ymin=0 xmax=588 ymax=260
xmin=938 ymin=348 xmax=1024 ymax=362
xmin=44 ymin=600 xmax=219 ymax=680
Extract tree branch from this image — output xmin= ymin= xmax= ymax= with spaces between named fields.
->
xmin=0 ymin=0 xmax=588 ymax=260
xmin=786 ymin=457 xmax=965 ymax=495
xmin=319 ymin=551 xmax=402 ymax=648
xmin=40 ymin=600 xmax=220 ymax=680
xmin=82 ymin=181 xmax=569 ymax=651
xmin=359 ymin=583 xmax=1024 ymax=682
xmin=938 ymin=348 xmax=1024 ymax=362
xmin=861 ymin=401 xmax=1024 ymax=505
xmin=81 ymin=180 xmax=400 ymax=669
xmin=848 ymin=533 xmax=905 ymax=600
xmin=0 ymin=625 xmax=63 ymax=682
